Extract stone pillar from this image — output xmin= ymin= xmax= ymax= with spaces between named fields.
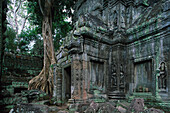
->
xmin=129 ymin=83 xmax=134 ymax=95
xmin=57 ymin=68 xmax=62 ymax=103
xmin=108 ymin=47 xmax=112 ymax=91
xmin=51 ymin=63 xmax=62 ymax=105
xmin=69 ymin=54 xmax=83 ymax=103
xmin=53 ymin=64 xmax=57 ymax=98
xmin=129 ymin=58 xmax=135 ymax=95
xmin=155 ymin=69 xmax=161 ymax=100
xmin=82 ymin=53 xmax=88 ymax=101
xmin=68 ymin=52 xmax=89 ymax=103
xmin=167 ymin=60 xmax=170 ymax=100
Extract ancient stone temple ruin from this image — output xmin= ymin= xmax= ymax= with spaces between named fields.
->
xmin=55 ymin=0 xmax=170 ymax=104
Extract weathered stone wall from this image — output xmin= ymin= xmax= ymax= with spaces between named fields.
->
xmin=68 ymin=41 xmax=109 ymax=101
xmin=2 ymin=53 xmax=43 ymax=89
xmin=0 ymin=53 xmax=43 ymax=112
xmin=74 ymin=0 xmax=151 ymax=29
xmin=126 ymin=1 xmax=170 ymax=99
xmin=110 ymin=44 xmax=127 ymax=93
xmin=3 ymin=52 xmax=43 ymax=72
xmin=127 ymin=33 xmax=169 ymax=94
xmin=73 ymin=0 xmax=103 ymax=21
xmin=56 ymin=0 xmax=170 ymax=102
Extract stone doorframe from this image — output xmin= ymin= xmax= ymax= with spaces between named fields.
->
xmin=132 ymin=56 xmax=154 ymax=94
xmin=61 ymin=63 xmax=71 ymax=102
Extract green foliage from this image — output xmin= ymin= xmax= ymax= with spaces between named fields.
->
xmin=27 ymin=0 xmax=76 ymax=26
xmin=5 ymin=25 xmax=43 ymax=55
xmin=5 ymin=0 xmax=77 ymax=55
xmin=27 ymin=0 xmax=77 ymax=51
xmin=30 ymin=39 xmax=44 ymax=56
xmin=19 ymin=26 xmax=43 ymax=55
xmin=7 ymin=0 xmax=30 ymax=32
xmin=19 ymin=27 xmax=41 ymax=41
xmin=53 ymin=19 xmax=73 ymax=51
xmin=5 ymin=27 xmax=17 ymax=52
xmin=27 ymin=1 xmax=42 ymax=34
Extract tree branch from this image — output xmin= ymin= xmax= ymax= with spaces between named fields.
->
xmin=47 ymin=0 xmax=51 ymax=5
xmin=20 ymin=15 xmax=29 ymax=32
xmin=13 ymin=0 xmax=19 ymax=33
xmin=38 ymin=0 xmax=45 ymax=16
xmin=8 ymin=17 xmax=15 ymax=30
xmin=15 ymin=0 xmax=22 ymax=13
xmin=9 ymin=9 xmax=14 ymax=13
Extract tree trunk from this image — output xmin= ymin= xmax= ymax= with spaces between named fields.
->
xmin=0 ymin=0 xmax=7 ymax=92
xmin=28 ymin=1 xmax=56 ymax=95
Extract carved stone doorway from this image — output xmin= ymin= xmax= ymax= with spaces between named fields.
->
xmin=64 ymin=66 xmax=71 ymax=101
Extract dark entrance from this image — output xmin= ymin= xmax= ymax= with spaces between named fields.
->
xmin=134 ymin=60 xmax=152 ymax=92
xmin=91 ymin=61 xmax=104 ymax=87
xmin=64 ymin=66 xmax=71 ymax=101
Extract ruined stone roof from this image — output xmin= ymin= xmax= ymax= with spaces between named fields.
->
xmin=131 ymin=0 xmax=163 ymax=27
xmin=81 ymin=13 xmax=107 ymax=28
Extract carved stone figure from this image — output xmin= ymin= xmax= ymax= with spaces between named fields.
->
xmin=110 ymin=10 xmax=118 ymax=28
xmin=120 ymin=10 xmax=125 ymax=28
xmin=158 ymin=62 xmax=167 ymax=89
xmin=111 ymin=64 xmax=117 ymax=87
xmin=120 ymin=64 xmax=125 ymax=86
xmin=91 ymin=2 xmax=102 ymax=19
xmin=113 ymin=10 xmax=118 ymax=27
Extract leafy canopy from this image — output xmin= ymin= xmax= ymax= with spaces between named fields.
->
xmin=27 ymin=0 xmax=77 ymax=51
xmin=5 ymin=0 xmax=77 ymax=54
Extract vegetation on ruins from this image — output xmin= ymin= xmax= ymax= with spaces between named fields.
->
xmin=6 ymin=0 xmax=29 ymax=52
xmin=0 ymin=0 xmax=170 ymax=112
xmin=4 ymin=0 xmax=76 ymax=95
xmin=5 ymin=0 xmax=74 ymax=55
xmin=26 ymin=0 xmax=77 ymax=95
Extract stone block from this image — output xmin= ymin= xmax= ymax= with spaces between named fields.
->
xmin=127 ymin=98 xmax=145 ymax=113
xmin=10 ymin=104 xmax=49 ymax=113
xmin=144 ymin=107 xmax=164 ymax=113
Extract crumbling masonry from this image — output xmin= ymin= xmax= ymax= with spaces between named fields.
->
xmin=55 ymin=0 xmax=170 ymax=103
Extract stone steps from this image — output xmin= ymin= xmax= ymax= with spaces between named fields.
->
xmin=108 ymin=91 xmax=126 ymax=100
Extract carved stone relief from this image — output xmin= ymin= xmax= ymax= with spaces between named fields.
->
xmin=158 ymin=62 xmax=167 ymax=90
xmin=111 ymin=63 xmax=117 ymax=88
xmin=110 ymin=63 xmax=125 ymax=92
xmin=120 ymin=64 xmax=125 ymax=87
xmin=120 ymin=4 xmax=126 ymax=29
xmin=72 ymin=60 xmax=81 ymax=96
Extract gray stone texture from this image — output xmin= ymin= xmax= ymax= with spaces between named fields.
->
xmin=127 ymin=98 xmax=145 ymax=113
xmin=56 ymin=0 xmax=170 ymax=103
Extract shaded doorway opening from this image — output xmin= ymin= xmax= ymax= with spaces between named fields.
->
xmin=91 ymin=61 xmax=104 ymax=88
xmin=64 ymin=66 xmax=71 ymax=101
xmin=134 ymin=60 xmax=152 ymax=92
